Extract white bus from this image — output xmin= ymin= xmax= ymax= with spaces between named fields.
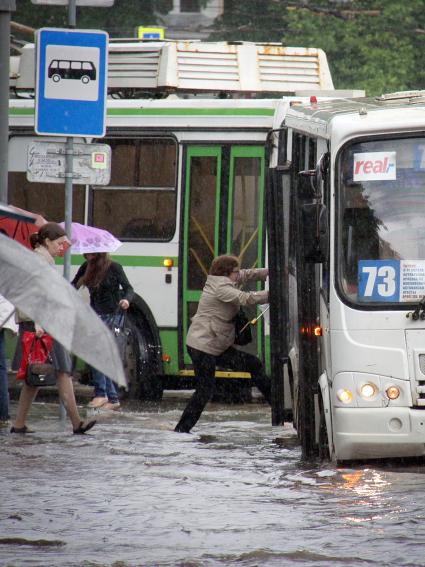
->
xmin=267 ymin=90 xmax=425 ymax=461
xmin=8 ymin=40 xmax=334 ymax=402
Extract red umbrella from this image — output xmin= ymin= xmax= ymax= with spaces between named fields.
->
xmin=0 ymin=205 xmax=47 ymax=249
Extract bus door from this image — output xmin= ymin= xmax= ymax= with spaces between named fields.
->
xmin=181 ymin=145 xmax=266 ymax=365
xmin=226 ymin=146 xmax=266 ymax=359
xmin=182 ymin=146 xmax=222 ymax=364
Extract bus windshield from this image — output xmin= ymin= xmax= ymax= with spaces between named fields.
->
xmin=337 ymin=136 xmax=425 ymax=306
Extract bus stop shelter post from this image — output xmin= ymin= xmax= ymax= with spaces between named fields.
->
xmin=0 ymin=0 xmax=16 ymax=203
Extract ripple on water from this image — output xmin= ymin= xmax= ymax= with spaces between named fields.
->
xmin=3 ymin=400 xmax=425 ymax=566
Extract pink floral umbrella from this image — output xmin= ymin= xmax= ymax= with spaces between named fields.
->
xmin=60 ymin=222 xmax=123 ymax=254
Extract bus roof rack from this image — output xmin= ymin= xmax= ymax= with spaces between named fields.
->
xmin=10 ymin=40 xmax=334 ymax=97
xmin=375 ymin=90 xmax=425 ymax=102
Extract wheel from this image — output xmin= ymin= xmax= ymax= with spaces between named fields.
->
xmin=81 ymin=75 xmax=90 ymax=84
xmin=52 ymin=74 xmax=61 ymax=82
xmin=123 ymin=315 xmax=163 ymax=402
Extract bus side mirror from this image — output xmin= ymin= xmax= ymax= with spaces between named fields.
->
xmin=301 ymin=203 xmax=329 ymax=263
xmin=298 ymin=152 xmax=329 ymax=200
xmin=298 ymin=169 xmax=316 ymax=200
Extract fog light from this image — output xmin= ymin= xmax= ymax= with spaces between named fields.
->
xmin=337 ymin=389 xmax=353 ymax=404
xmin=360 ymin=383 xmax=378 ymax=399
xmin=386 ymin=386 xmax=400 ymax=400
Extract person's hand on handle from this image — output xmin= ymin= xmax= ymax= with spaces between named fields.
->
xmin=119 ymin=299 xmax=130 ymax=310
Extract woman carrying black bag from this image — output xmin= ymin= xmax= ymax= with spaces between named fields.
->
xmin=174 ymin=254 xmax=271 ymax=434
xmin=72 ymin=252 xmax=134 ymax=410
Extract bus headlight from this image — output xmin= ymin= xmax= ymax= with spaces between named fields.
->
xmin=360 ymin=382 xmax=378 ymax=399
xmin=337 ymin=389 xmax=353 ymax=404
xmin=386 ymin=386 xmax=400 ymax=400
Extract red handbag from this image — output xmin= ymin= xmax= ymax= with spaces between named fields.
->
xmin=17 ymin=331 xmax=54 ymax=381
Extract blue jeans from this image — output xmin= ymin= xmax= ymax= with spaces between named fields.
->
xmin=0 ymin=330 xmax=10 ymax=421
xmin=91 ymin=314 xmax=120 ymax=403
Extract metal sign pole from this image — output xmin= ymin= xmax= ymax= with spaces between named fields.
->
xmin=63 ymin=137 xmax=73 ymax=281
xmin=64 ymin=0 xmax=76 ymax=282
xmin=60 ymin=0 xmax=76 ymax=420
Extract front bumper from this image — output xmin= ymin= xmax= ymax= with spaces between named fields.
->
xmin=334 ymin=406 xmax=425 ymax=460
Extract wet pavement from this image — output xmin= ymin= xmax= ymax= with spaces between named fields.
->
xmin=2 ymin=391 xmax=425 ymax=567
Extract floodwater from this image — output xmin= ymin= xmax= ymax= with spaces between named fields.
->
xmin=2 ymin=393 xmax=425 ymax=567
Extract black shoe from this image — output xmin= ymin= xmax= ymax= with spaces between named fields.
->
xmin=174 ymin=425 xmax=191 ymax=433
xmin=73 ymin=420 xmax=96 ymax=435
xmin=10 ymin=425 xmax=34 ymax=434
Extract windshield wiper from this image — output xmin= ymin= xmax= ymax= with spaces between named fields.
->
xmin=407 ymin=296 xmax=425 ymax=320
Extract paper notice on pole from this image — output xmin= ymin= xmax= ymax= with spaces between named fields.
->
xmin=27 ymin=141 xmax=111 ymax=185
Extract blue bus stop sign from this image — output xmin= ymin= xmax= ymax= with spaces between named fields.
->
xmin=35 ymin=28 xmax=108 ymax=137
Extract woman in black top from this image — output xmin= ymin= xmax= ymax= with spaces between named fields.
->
xmin=73 ymin=253 xmax=134 ymax=410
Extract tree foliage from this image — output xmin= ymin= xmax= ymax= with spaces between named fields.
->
xmin=211 ymin=0 xmax=425 ymax=96
xmin=13 ymin=0 xmax=168 ymax=38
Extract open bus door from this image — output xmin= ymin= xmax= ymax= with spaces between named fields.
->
xmin=180 ymin=144 xmax=267 ymax=394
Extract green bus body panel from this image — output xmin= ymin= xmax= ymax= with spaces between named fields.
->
xmin=159 ymin=330 xmax=180 ymax=375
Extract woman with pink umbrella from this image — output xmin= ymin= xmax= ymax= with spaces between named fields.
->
xmin=70 ymin=224 xmax=133 ymax=410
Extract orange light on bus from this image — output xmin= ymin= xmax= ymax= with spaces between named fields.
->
xmin=162 ymin=353 xmax=171 ymax=363
xmin=314 ymin=326 xmax=322 ymax=337
xmin=386 ymin=386 xmax=400 ymax=400
xmin=163 ymin=258 xmax=174 ymax=268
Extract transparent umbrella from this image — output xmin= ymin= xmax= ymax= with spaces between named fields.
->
xmin=0 ymin=233 xmax=126 ymax=388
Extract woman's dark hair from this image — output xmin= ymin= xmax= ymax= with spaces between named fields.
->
xmin=209 ymin=255 xmax=239 ymax=277
xmin=78 ymin=253 xmax=112 ymax=288
xmin=30 ymin=222 xmax=66 ymax=250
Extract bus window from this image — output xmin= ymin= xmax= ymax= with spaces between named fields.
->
xmin=8 ymin=172 xmax=85 ymax=223
xmin=337 ymin=137 xmax=425 ymax=305
xmin=187 ymin=155 xmax=218 ymax=290
xmin=92 ymin=138 xmax=177 ymax=241
xmin=231 ymin=156 xmax=261 ymax=269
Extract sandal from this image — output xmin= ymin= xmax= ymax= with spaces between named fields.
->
xmin=73 ymin=420 xmax=97 ymax=435
xmin=10 ymin=425 xmax=34 ymax=434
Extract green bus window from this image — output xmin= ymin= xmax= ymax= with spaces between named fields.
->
xmin=8 ymin=172 xmax=85 ymax=223
xmin=231 ymin=157 xmax=261 ymax=269
xmin=92 ymin=137 xmax=177 ymax=241
xmin=187 ymin=156 xmax=218 ymax=290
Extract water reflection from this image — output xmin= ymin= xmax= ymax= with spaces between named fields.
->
xmin=1 ymin=397 xmax=425 ymax=566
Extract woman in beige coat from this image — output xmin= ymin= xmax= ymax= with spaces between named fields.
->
xmin=174 ymin=254 xmax=270 ymax=433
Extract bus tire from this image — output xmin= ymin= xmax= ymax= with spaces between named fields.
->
xmin=81 ymin=75 xmax=90 ymax=84
xmin=52 ymin=74 xmax=60 ymax=82
xmin=124 ymin=312 xmax=163 ymax=402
